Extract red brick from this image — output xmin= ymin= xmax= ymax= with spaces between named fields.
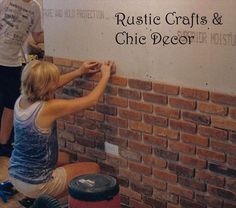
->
xmin=143 ymin=92 xmax=167 ymax=105
xmin=224 ymin=201 xmax=236 ymax=208
xmin=59 ymin=131 xmax=75 ymax=142
xmin=57 ymin=120 xmax=65 ymax=130
xmin=130 ymin=199 xmax=152 ymax=208
xmin=153 ymin=168 xmax=177 ymax=183
xmin=128 ymin=140 xmax=152 ymax=154
xmin=199 ymin=102 xmax=227 ymax=116
xmin=170 ymin=119 xmax=196 ymax=134
xmin=154 ymin=126 xmax=179 ymax=140
xmin=129 ymin=121 xmax=153 ymax=133
xmin=96 ymin=104 xmax=117 ymax=116
xmin=84 ymin=110 xmax=104 ymax=121
xmin=71 ymin=143 xmax=85 ymax=153
xmin=129 ymin=100 xmax=153 ymax=113
xmin=143 ymin=175 xmax=166 ymax=191
xmin=74 ymin=79 xmax=94 ymax=90
xmin=106 ymin=154 xmax=127 ymax=168
xmin=106 ymin=135 xmax=127 ymax=148
xmin=119 ymin=168 xmax=142 ymax=182
xmin=170 ymin=97 xmax=196 ymax=110
xmin=118 ymin=88 xmax=141 ymax=100
xmin=211 ymin=140 xmax=236 ymax=156
xmin=128 ymin=79 xmax=152 ymax=90
xmin=65 ymin=123 xmax=83 ymax=135
xmin=153 ymin=190 xmax=178 ymax=204
xmin=169 ymin=141 xmax=195 ymax=154
xmin=155 ymin=106 xmax=180 ymax=119
xmin=230 ymin=108 xmax=236 ymax=119
xmin=211 ymin=92 xmax=236 ymax=106
xmin=181 ymin=133 xmax=209 ymax=147
xmin=99 ymin=162 xmax=119 ymax=175
xmin=130 ymin=181 xmax=153 ymax=196
xmin=129 ymin=161 xmax=152 ymax=176
xmin=87 ymin=72 xmax=102 ymax=82
xmin=181 ymin=87 xmax=209 ymax=101
xmin=199 ymin=125 xmax=228 ymax=140
xmin=106 ymin=115 xmax=128 ymax=128
xmin=109 ymin=76 xmax=127 ymax=86
xmin=84 ymin=129 xmax=104 ymax=141
xmin=182 ymin=111 xmax=210 ymax=125
xmin=76 ymin=136 xmax=95 ymax=148
xmin=143 ymin=155 xmax=166 ymax=168
xmin=179 ymin=176 xmax=206 ymax=191
xmin=143 ymin=114 xmax=167 ymax=127
xmin=119 ymin=128 xmax=142 ymax=141
xmin=118 ymin=176 xmax=129 ymax=188
xmin=97 ymin=123 xmax=118 ymax=135
xmin=53 ymin=57 xmax=72 ymax=66
xmin=106 ymin=95 xmax=128 ymax=107
xmin=119 ymin=109 xmax=142 ymax=121
xmin=208 ymin=185 xmax=236 ymax=201
xmin=196 ymin=193 xmax=223 ymax=208
xmin=86 ymin=148 xmax=106 ymax=160
xmin=144 ymin=197 xmax=167 ymax=208
xmin=168 ymin=162 xmax=194 ymax=178
xmin=104 ymin=85 xmax=117 ymax=95
xmin=226 ymin=178 xmax=236 ymax=192
xmin=180 ymin=154 xmax=206 ymax=169
xmin=167 ymin=203 xmax=179 ymax=208
xmin=154 ymin=147 xmax=179 ymax=161
xmin=76 ymin=117 xmax=96 ymax=130
xmin=228 ymin=155 xmax=236 ymax=167
xmin=61 ymin=115 xmax=75 ymax=124
xmin=229 ymin=132 xmax=236 ymax=143
xmin=143 ymin=134 xmax=167 ymax=148
xmin=180 ymin=198 xmax=205 ymax=208
xmin=197 ymin=148 xmax=225 ymax=163
xmin=168 ymin=184 xmax=193 ymax=199
xmin=119 ymin=148 xmax=141 ymax=162
xmin=153 ymin=83 xmax=179 ymax=95
xmin=120 ymin=186 xmax=141 ymax=201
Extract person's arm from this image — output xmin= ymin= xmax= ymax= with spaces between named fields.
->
xmin=31 ymin=31 xmax=44 ymax=44
xmin=36 ymin=62 xmax=114 ymax=129
xmin=57 ymin=61 xmax=100 ymax=88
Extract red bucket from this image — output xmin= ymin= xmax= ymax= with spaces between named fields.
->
xmin=68 ymin=174 xmax=120 ymax=208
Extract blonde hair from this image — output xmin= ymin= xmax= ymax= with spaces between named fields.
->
xmin=21 ymin=60 xmax=60 ymax=102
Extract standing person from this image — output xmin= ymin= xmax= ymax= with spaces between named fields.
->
xmin=0 ymin=0 xmax=44 ymax=157
xmin=9 ymin=60 xmax=114 ymax=198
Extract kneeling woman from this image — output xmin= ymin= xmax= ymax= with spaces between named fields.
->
xmin=8 ymin=60 xmax=114 ymax=198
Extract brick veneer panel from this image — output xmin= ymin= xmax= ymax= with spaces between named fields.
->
xmin=51 ymin=57 xmax=236 ymax=208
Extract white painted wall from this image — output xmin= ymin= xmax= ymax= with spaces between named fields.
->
xmin=43 ymin=0 xmax=236 ymax=94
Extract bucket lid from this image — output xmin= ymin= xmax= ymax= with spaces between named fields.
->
xmin=68 ymin=174 xmax=119 ymax=202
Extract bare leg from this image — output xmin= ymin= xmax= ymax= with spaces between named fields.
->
xmin=0 ymin=108 xmax=13 ymax=144
xmin=56 ymin=162 xmax=100 ymax=198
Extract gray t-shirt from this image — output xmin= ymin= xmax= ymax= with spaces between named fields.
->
xmin=0 ymin=0 xmax=43 ymax=67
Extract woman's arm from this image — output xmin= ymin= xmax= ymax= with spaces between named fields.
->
xmin=57 ymin=61 xmax=100 ymax=88
xmin=36 ymin=62 xmax=114 ymax=129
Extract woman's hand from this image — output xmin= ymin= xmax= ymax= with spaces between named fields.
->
xmin=101 ymin=61 xmax=115 ymax=78
xmin=79 ymin=61 xmax=100 ymax=75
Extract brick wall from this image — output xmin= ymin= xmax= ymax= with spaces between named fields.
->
xmin=50 ymin=57 xmax=236 ymax=208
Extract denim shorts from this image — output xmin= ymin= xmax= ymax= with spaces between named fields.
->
xmin=9 ymin=167 xmax=67 ymax=198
